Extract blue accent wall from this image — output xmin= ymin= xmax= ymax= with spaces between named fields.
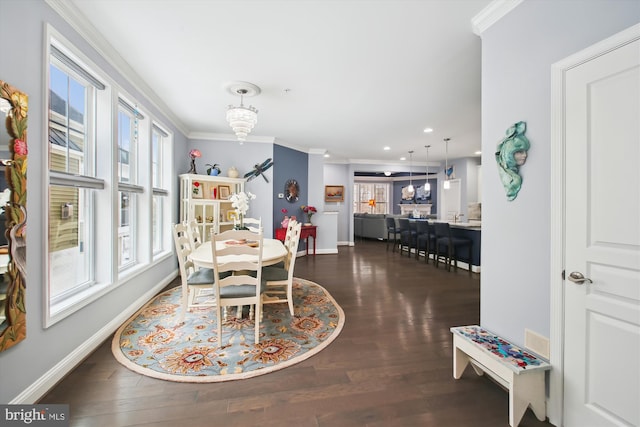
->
xmin=273 ymin=145 xmax=308 ymax=232
xmin=393 ymin=178 xmax=437 ymax=214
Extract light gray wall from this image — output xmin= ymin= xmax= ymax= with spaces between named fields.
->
xmin=0 ymin=0 xmax=185 ymax=403
xmin=323 ymin=163 xmax=350 ymax=244
xmin=187 ymin=139 xmax=274 ymax=237
xmin=480 ymin=0 xmax=639 ymax=345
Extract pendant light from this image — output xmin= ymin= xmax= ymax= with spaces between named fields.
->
xmin=424 ymin=145 xmax=431 ymax=192
xmin=443 ymin=138 xmax=451 ymax=190
xmin=407 ymin=150 xmax=415 ymax=195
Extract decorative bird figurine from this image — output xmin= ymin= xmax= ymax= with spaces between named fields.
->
xmin=445 ymin=165 xmax=454 ymax=179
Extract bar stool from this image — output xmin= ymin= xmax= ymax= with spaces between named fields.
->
xmin=434 ymin=222 xmax=472 ymax=275
xmin=416 ymin=221 xmax=435 ymax=263
xmin=398 ymin=218 xmax=417 ymax=257
xmin=386 ymin=217 xmax=400 ymax=252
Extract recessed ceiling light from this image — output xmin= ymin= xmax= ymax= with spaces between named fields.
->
xmin=475 ymin=151 xmax=481 ymax=155
xmin=384 ymin=171 xmax=392 ymax=176
xmin=423 ymin=128 xmax=433 ymax=133
xmin=383 ymin=146 xmax=391 ymax=151
xmin=400 ymin=156 xmax=406 ymax=161
xmin=324 ymin=153 xmax=330 ymax=158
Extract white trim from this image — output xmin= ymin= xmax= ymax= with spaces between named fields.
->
xmin=44 ymin=0 xmax=188 ymax=137
xmin=549 ymin=22 xmax=640 ymax=427
xmin=471 ymin=0 xmax=523 ymax=36
xmin=188 ymin=132 xmax=276 ymax=144
xmin=10 ymin=272 xmax=177 ymax=404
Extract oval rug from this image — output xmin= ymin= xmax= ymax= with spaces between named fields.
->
xmin=111 ymin=278 xmax=344 ymax=382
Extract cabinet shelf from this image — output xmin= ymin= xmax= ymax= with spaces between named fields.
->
xmin=179 ymin=174 xmax=245 ymax=240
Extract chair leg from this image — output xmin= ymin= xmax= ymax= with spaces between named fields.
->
xmin=216 ymin=306 xmax=223 ymax=347
xmin=254 ymin=301 xmax=261 ymax=344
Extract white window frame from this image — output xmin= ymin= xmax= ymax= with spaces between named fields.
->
xmin=116 ymin=98 xmax=144 ymax=271
xmin=353 ymin=182 xmax=390 ymax=214
xmin=44 ymin=25 xmax=174 ymax=327
xmin=45 ymin=27 xmax=113 ymax=327
xmin=151 ymin=124 xmax=171 ymax=256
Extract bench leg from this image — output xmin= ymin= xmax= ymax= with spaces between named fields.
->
xmin=510 ymin=372 xmax=546 ymax=427
xmin=453 ymin=346 xmax=470 ymax=379
xmin=469 ymin=360 xmax=484 ymax=376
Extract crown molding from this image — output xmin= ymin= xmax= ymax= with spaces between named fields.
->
xmin=45 ymin=0 xmax=189 ymax=137
xmin=471 ymin=0 xmax=523 ymax=36
xmin=308 ymin=148 xmax=327 ymax=155
xmin=188 ymin=132 xmax=276 ymax=144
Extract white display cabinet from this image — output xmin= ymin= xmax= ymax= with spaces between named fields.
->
xmin=179 ymin=174 xmax=245 ymax=241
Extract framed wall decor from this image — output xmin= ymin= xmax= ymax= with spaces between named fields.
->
xmin=192 ymin=181 xmax=203 ymax=198
xmin=285 ymin=179 xmax=299 ymax=203
xmin=325 ymin=185 xmax=344 ymax=202
xmin=218 ymin=185 xmax=230 ymax=200
xmin=227 ymin=210 xmax=238 ymax=221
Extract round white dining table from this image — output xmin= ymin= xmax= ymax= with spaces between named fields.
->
xmin=189 ymin=238 xmax=287 ymax=269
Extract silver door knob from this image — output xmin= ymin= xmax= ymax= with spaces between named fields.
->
xmin=568 ymin=271 xmax=593 ymax=284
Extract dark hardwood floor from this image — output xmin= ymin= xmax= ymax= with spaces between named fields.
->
xmin=41 ymin=239 xmax=553 ymax=427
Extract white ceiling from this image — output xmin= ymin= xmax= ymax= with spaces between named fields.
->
xmin=69 ymin=0 xmax=492 ymax=165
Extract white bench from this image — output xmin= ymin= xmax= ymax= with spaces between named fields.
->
xmin=450 ymin=325 xmax=551 ymax=427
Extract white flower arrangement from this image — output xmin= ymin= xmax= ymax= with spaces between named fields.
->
xmin=229 ymin=191 xmax=256 ymax=216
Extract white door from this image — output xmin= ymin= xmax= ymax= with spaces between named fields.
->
xmin=563 ymin=33 xmax=640 ymax=426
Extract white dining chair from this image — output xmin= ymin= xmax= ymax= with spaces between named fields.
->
xmin=261 ymin=221 xmax=302 ymax=316
xmin=240 ymin=217 xmax=262 ymax=233
xmin=211 ymin=229 xmax=265 ymax=345
xmin=186 ymin=219 xmax=204 ymax=249
xmin=172 ymin=223 xmax=217 ymax=321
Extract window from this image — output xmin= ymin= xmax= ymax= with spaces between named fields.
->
xmin=116 ymin=100 xmax=144 ymax=269
xmin=48 ymin=42 xmax=105 ymax=306
xmin=151 ymin=125 xmax=170 ymax=255
xmin=45 ymin=28 xmax=174 ymax=326
xmin=353 ymin=183 xmax=390 ymax=214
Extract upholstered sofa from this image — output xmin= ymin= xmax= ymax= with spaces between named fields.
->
xmin=354 ymin=213 xmax=407 ymax=240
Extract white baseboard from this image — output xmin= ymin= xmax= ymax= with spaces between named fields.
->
xmin=11 ymin=271 xmax=178 ymax=404
xmin=314 ymin=249 xmax=338 ymax=254
xmin=296 ymin=249 xmax=339 ymax=256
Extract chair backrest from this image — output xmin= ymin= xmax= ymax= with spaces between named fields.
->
xmin=398 ymin=218 xmax=411 ymax=232
xmin=416 ymin=220 xmax=429 ymax=236
xmin=283 ymin=219 xmax=299 ymax=249
xmin=433 ymin=222 xmax=451 ymax=239
xmin=239 ymin=217 xmax=262 ymax=233
xmin=386 ymin=217 xmax=397 ymax=230
xmin=186 ymin=219 xmax=203 ymax=248
xmin=211 ymin=229 xmax=264 ymax=300
xmin=172 ymin=223 xmax=196 ymax=285
xmin=283 ymin=221 xmax=302 ymax=273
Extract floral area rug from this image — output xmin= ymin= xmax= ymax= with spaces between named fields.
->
xmin=111 ymin=278 xmax=344 ymax=383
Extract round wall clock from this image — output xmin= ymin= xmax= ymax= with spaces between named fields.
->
xmin=285 ymin=179 xmax=299 ymax=203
